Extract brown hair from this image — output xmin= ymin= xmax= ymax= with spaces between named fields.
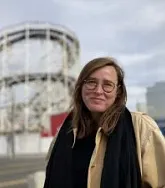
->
xmin=70 ymin=57 xmax=127 ymax=138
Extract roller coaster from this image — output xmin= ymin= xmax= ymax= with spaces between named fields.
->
xmin=0 ymin=21 xmax=80 ymax=134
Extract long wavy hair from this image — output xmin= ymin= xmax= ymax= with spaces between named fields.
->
xmin=69 ymin=57 xmax=127 ymax=138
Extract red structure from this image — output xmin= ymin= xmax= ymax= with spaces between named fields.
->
xmin=40 ymin=112 xmax=68 ymax=137
xmin=50 ymin=112 xmax=68 ymax=136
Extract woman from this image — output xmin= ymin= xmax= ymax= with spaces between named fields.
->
xmin=44 ymin=57 xmax=165 ymax=188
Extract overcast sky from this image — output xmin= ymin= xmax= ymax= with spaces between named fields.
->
xmin=0 ymin=0 xmax=165 ymax=110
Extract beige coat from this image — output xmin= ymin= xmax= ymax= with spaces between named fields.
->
xmin=46 ymin=112 xmax=165 ymax=188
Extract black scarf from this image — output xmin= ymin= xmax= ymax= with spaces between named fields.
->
xmin=43 ymin=107 xmax=142 ymax=188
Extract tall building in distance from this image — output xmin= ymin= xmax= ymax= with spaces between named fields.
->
xmin=146 ymin=81 xmax=165 ymax=119
xmin=136 ymin=102 xmax=148 ymax=113
xmin=146 ymin=81 xmax=165 ymax=135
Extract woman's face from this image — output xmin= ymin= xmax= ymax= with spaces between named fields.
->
xmin=81 ymin=66 xmax=118 ymax=114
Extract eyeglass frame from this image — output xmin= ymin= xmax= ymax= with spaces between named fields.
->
xmin=83 ymin=78 xmax=119 ymax=93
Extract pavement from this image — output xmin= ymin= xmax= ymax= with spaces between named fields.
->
xmin=0 ymin=154 xmax=46 ymax=188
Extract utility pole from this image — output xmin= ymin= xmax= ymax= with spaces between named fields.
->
xmin=10 ymin=87 xmax=15 ymax=159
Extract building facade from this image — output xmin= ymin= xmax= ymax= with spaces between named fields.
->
xmin=146 ymin=81 xmax=165 ymax=119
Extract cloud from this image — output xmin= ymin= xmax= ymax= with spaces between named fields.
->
xmin=116 ymin=53 xmax=154 ymax=66
xmin=52 ymin=0 xmax=121 ymax=13
xmin=0 ymin=0 xmax=165 ymax=110
xmin=124 ymin=51 xmax=165 ymax=87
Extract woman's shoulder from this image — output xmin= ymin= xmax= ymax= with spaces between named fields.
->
xmin=131 ymin=111 xmax=160 ymax=131
xmin=131 ymin=112 xmax=165 ymax=187
xmin=130 ymin=111 xmax=164 ymax=151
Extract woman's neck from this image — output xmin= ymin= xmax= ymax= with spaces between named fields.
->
xmin=91 ymin=112 xmax=102 ymax=123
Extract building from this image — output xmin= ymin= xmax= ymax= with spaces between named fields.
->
xmin=146 ymin=81 xmax=165 ymax=135
xmin=146 ymin=81 xmax=165 ymax=119
xmin=136 ymin=102 xmax=148 ymax=113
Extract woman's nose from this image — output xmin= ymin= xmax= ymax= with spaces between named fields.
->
xmin=94 ymin=84 xmax=104 ymax=93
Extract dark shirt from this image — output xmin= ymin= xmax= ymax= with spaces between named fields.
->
xmin=72 ymin=132 xmax=96 ymax=188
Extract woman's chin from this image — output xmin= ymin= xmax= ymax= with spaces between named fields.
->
xmin=88 ymin=105 xmax=107 ymax=113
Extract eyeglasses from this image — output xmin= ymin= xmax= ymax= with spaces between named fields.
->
xmin=83 ymin=79 xmax=117 ymax=93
